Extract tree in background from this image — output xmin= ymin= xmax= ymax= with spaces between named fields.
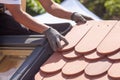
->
xmin=105 ymin=0 xmax=120 ymax=19
xmin=80 ymin=0 xmax=120 ymax=19
xmin=26 ymin=0 xmax=64 ymax=16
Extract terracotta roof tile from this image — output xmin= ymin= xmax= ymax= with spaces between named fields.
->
xmin=75 ymin=21 xmax=117 ymax=54
xmin=34 ymin=20 xmax=120 ymax=80
xmin=62 ymin=57 xmax=88 ymax=76
xmin=34 ymin=71 xmax=45 ymax=80
xmin=107 ymin=52 xmax=120 ymax=60
xmin=108 ymin=61 xmax=120 ymax=79
xmin=40 ymin=52 xmax=67 ymax=73
xmin=84 ymin=51 xmax=103 ymax=60
xmin=85 ymin=58 xmax=112 ymax=76
xmin=97 ymin=21 xmax=120 ymax=55
xmin=62 ymin=49 xmax=81 ymax=59
xmin=61 ymin=21 xmax=94 ymax=51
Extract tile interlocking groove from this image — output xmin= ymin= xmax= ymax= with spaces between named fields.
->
xmin=35 ymin=20 xmax=120 ymax=80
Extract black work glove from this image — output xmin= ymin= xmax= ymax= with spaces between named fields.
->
xmin=71 ymin=12 xmax=92 ymax=24
xmin=44 ymin=28 xmax=68 ymax=51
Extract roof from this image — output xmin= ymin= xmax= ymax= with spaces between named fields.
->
xmin=34 ymin=0 xmax=101 ymax=25
xmin=34 ymin=20 xmax=120 ymax=80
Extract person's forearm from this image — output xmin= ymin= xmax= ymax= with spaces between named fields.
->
xmin=6 ymin=4 xmax=49 ymax=33
xmin=13 ymin=10 xmax=49 ymax=33
xmin=47 ymin=2 xmax=73 ymax=19
xmin=39 ymin=0 xmax=73 ymax=20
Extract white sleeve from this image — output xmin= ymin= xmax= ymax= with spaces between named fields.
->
xmin=0 ymin=0 xmax=21 ymax=4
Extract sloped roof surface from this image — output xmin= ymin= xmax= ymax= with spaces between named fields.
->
xmin=34 ymin=20 xmax=120 ymax=80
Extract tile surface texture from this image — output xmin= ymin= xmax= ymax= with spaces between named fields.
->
xmin=35 ymin=20 xmax=120 ymax=80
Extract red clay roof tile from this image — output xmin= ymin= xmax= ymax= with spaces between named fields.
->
xmin=43 ymin=72 xmax=65 ymax=80
xmin=62 ymin=49 xmax=81 ymax=59
xmin=61 ymin=21 xmax=94 ymax=51
xmin=40 ymin=52 xmax=66 ymax=73
xmin=85 ymin=58 xmax=112 ymax=76
xmin=108 ymin=61 xmax=120 ymax=79
xmin=62 ymin=57 xmax=88 ymax=76
xmin=107 ymin=52 xmax=120 ymax=60
xmin=75 ymin=21 xmax=117 ymax=54
xmin=84 ymin=51 xmax=103 ymax=60
xmin=34 ymin=20 xmax=120 ymax=80
xmin=34 ymin=71 xmax=45 ymax=80
xmin=97 ymin=21 xmax=120 ymax=54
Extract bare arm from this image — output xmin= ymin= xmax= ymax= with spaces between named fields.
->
xmin=5 ymin=4 xmax=49 ymax=33
xmin=39 ymin=0 xmax=73 ymax=20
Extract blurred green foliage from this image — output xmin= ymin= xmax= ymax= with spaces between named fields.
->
xmin=80 ymin=0 xmax=120 ymax=19
xmin=26 ymin=0 xmax=64 ymax=16
xmin=26 ymin=0 xmax=120 ymax=19
xmin=26 ymin=0 xmax=45 ymax=16
xmin=105 ymin=0 xmax=120 ymax=19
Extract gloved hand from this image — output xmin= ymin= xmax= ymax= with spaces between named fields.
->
xmin=71 ymin=12 xmax=92 ymax=24
xmin=44 ymin=28 xmax=68 ymax=51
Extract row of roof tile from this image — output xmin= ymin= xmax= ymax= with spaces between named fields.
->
xmin=35 ymin=20 xmax=120 ymax=80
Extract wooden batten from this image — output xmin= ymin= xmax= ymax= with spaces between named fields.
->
xmin=0 ymin=49 xmax=33 ymax=56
